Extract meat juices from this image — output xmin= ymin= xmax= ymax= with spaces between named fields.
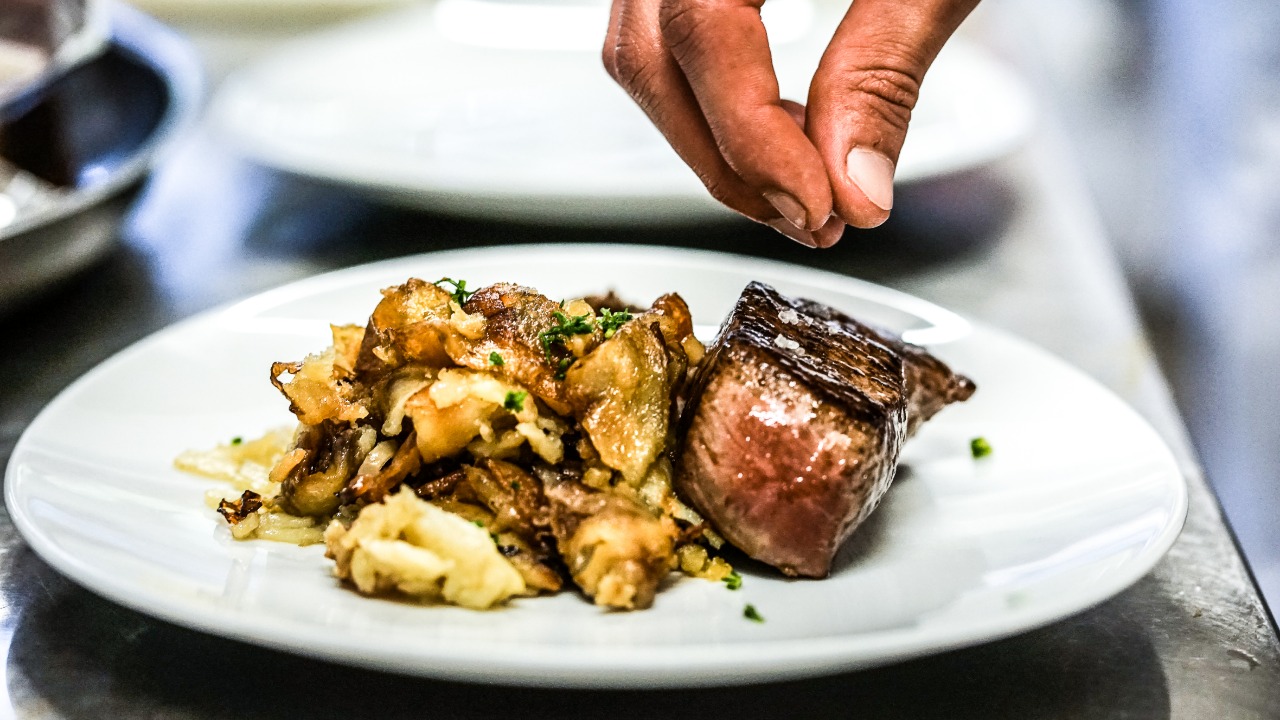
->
xmin=675 ymin=282 xmax=975 ymax=578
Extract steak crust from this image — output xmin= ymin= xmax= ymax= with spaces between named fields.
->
xmin=675 ymin=282 xmax=974 ymax=577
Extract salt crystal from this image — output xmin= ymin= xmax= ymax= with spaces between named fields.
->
xmin=778 ymin=309 xmax=801 ymax=324
xmin=773 ymin=334 xmax=803 ymax=353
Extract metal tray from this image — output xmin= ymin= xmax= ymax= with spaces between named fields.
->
xmin=0 ymin=2 xmax=201 ymax=315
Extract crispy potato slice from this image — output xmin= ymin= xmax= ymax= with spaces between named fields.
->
xmin=565 ymin=319 xmax=674 ymax=486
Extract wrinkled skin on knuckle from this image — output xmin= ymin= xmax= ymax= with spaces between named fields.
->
xmin=703 ymin=172 xmax=775 ymax=222
xmin=701 ymin=173 xmax=749 ymax=213
xmin=846 ymin=65 xmax=919 ymax=136
xmin=814 ymin=32 xmax=926 ymax=149
xmin=657 ymin=0 xmax=715 ymax=66
xmin=606 ymin=32 xmax=663 ymax=97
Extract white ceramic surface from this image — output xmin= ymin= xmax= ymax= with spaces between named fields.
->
xmin=5 ymin=246 xmax=1185 ymax=687
xmin=126 ymin=0 xmax=415 ymax=23
xmin=209 ymin=0 xmax=1036 ymax=223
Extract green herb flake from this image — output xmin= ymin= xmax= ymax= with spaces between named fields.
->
xmin=510 ymin=481 xmax=521 ymax=491
xmin=550 ymin=311 xmax=595 ymax=338
xmin=743 ymin=604 xmax=765 ymax=623
xmin=598 ymin=308 xmax=634 ymax=339
xmin=230 ymin=436 xmax=243 ymax=446
xmin=434 ymin=277 xmax=476 ymax=305
xmin=473 ymin=520 xmax=485 ymax=528
xmin=722 ymin=570 xmax=743 ymax=591
xmin=489 ymin=351 xmax=505 ymax=367
xmin=554 ymin=357 xmax=573 ymax=380
xmin=970 ymin=436 xmax=993 ymax=459
xmin=542 ymin=310 xmax=596 ymax=348
xmin=503 ymin=390 xmax=528 ymax=412
xmin=537 ymin=311 xmax=596 ymax=377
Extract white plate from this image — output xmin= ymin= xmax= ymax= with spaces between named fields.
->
xmin=4 ymin=245 xmax=1185 ymax=687
xmin=209 ymin=0 xmax=1035 ymax=224
xmin=126 ymin=0 xmax=415 ymax=24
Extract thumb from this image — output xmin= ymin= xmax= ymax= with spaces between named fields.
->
xmin=807 ymin=0 xmax=978 ymax=228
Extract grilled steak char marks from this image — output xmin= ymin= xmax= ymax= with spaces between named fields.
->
xmin=675 ymin=282 xmax=974 ymax=578
xmin=790 ymin=295 xmax=976 ymax=435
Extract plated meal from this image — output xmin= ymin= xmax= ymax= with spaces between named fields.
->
xmin=178 ymin=275 xmax=974 ymax=612
xmin=5 ymin=246 xmax=1187 ymax=686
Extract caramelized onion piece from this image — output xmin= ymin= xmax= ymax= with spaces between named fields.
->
xmin=278 ymin=424 xmax=373 ymax=517
xmin=343 ymin=432 xmax=423 ymax=505
xmin=466 ymin=460 xmax=555 ymax=545
xmin=464 ymin=461 xmax=563 ymax=590
xmin=217 ymin=490 xmax=263 ymax=525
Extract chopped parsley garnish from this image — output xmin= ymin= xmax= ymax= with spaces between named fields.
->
xmin=230 ymin=436 xmax=243 ymax=446
xmin=434 ymin=277 xmax=475 ymax=305
xmin=489 ymin=351 xmax=505 ymax=367
xmin=535 ymin=306 xmax=638 ymax=378
xmin=503 ymin=390 xmax=528 ymax=412
xmin=510 ymin=481 xmax=521 ymax=491
xmin=743 ymin=604 xmax=764 ymax=623
xmin=540 ymin=311 xmax=594 ymax=346
xmin=970 ymin=436 xmax=993 ymax=459
xmin=722 ymin=570 xmax=743 ymax=590
xmin=473 ymin=520 xmax=485 ymax=528
xmin=538 ymin=311 xmax=595 ymax=378
xmin=598 ymin=308 xmax=633 ymax=339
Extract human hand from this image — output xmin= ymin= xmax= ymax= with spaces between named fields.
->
xmin=603 ymin=0 xmax=979 ymax=247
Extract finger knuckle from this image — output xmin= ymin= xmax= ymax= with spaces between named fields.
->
xmin=846 ymin=64 xmax=921 ymax=133
xmin=658 ymin=2 xmax=713 ymax=64
xmin=608 ymin=41 xmax=665 ymax=101
xmin=704 ymin=177 xmax=770 ymax=222
xmin=701 ymin=175 xmax=737 ymax=207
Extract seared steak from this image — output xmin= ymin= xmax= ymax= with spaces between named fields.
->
xmin=789 ymin=295 xmax=976 ymax=435
xmin=675 ymin=282 xmax=974 ymax=577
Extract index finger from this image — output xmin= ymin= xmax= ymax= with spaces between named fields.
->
xmin=658 ymin=0 xmax=833 ymax=231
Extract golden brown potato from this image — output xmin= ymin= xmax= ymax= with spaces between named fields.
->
xmin=565 ymin=320 xmax=674 ymax=486
xmin=451 ymin=284 xmax=601 ymax=416
xmin=238 ymin=279 xmax=717 ymax=612
xmin=324 ymin=488 xmax=526 ymax=609
xmin=544 ymin=479 xmax=678 ymax=610
xmin=354 ymin=279 xmax=458 ymax=378
xmin=270 ymin=351 xmax=369 ymax=427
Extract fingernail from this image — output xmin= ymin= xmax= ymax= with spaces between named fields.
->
xmin=846 ymin=148 xmax=895 ymax=211
xmin=763 ymin=191 xmax=809 ymax=230
xmin=767 ymin=219 xmax=817 ymax=248
xmin=812 ymin=215 xmax=845 ymax=248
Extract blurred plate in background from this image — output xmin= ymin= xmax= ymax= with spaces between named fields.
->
xmin=127 ymin=0 xmax=416 ymax=24
xmin=210 ymin=0 xmax=1035 ymax=225
xmin=0 ymin=3 xmax=201 ymax=315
